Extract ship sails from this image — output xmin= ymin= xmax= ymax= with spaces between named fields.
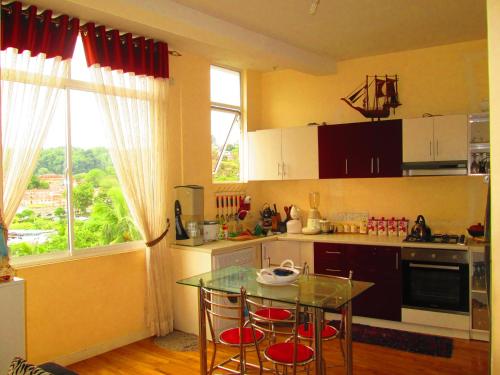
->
xmin=342 ymin=75 xmax=401 ymax=119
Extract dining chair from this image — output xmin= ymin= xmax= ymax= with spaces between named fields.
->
xmin=246 ymin=294 xmax=314 ymax=374
xmin=201 ymin=285 xmax=265 ymax=374
xmin=253 ymin=259 xmax=309 ymax=334
xmin=296 ymin=271 xmax=354 ymax=367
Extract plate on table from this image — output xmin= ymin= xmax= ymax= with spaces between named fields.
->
xmin=256 ymin=275 xmax=297 ymax=286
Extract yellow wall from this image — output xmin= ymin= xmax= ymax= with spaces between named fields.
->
xmin=257 ymin=39 xmax=488 ymax=129
xmin=487 ymin=0 xmax=498 ymax=372
xmin=17 ymin=250 xmax=148 ymax=364
xmin=249 ymin=40 xmax=489 ymax=234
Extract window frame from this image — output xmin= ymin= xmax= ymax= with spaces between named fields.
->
xmin=210 ymin=65 xmax=245 ymax=184
xmin=4 ymin=50 xmax=147 ymax=266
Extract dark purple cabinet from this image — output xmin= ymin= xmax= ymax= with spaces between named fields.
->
xmin=314 ymin=243 xmax=402 ymax=322
xmin=318 ymin=120 xmax=402 ymax=179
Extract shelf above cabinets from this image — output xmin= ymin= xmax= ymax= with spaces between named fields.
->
xmin=318 ymin=119 xmax=402 ymax=179
xmin=248 ymin=126 xmax=318 ymax=181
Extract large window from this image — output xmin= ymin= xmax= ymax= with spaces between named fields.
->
xmin=7 ymin=37 xmax=141 ymax=258
xmin=210 ymin=66 xmax=243 ymax=183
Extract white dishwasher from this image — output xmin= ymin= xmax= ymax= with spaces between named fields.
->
xmin=212 ymin=246 xmax=258 ymax=269
xmin=210 ymin=246 xmax=259 ymax=337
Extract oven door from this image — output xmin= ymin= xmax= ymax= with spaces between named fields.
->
xmin=402 ymin=260 xmax=469 ymax=313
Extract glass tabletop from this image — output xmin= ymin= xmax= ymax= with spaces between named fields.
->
xmin=177 ymin=265 xmax=374 ymax=310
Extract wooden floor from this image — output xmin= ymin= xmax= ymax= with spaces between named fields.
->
xmin=68 ymin=336 xmax=489 ymax=375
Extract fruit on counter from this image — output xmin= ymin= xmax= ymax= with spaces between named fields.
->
xmin=469 ymin=223 xmax=484 ymax=231
xmin=467 ymin=223 xmax=485 ymax=237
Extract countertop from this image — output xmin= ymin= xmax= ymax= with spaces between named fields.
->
xmin=171 ymin=232 xmax=484 ymax=254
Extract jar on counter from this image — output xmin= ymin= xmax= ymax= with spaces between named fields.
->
xmin=377 ymin=217 xmax=387 ymax=236
xmin=398 ymin=218 xmax=409 ymax=237
xmin=388 ymin=218 xmax=398 ymax=237
xmin=367 ymin=217 xmax=378 ymax=235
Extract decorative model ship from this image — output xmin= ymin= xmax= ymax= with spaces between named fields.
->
xmin=341 ymin=75 xmax=401 ymax=119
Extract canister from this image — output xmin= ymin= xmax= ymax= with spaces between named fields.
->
xmin=388 ymin=218 xmax=398 ymax=237
xmin=367 ymin=217 xmax=378 ymax=235
xmin=398 ymin=217 xmax=409 ymax=237
xmin=377 ymin=217 xmax=387 ymax=236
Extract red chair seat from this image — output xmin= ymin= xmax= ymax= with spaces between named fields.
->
xmin=220 ymin=327 xmax=264 ymax=345
xmin=255 ymin=307 xmax=292 ymax=320
xmin=265 ymin=342 xmax=314 ymax=365
xmin=297 ymin=323 xmax=338 ymax=339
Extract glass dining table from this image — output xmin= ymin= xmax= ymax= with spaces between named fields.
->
xmin=177 ymin=265 xmax=373 ymax=375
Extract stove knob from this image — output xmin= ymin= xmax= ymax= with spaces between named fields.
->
xmin=452 ymin=255 xmax=458 ymax=260
xmin=411 ymin=252 xmax=415 ymax=257
xmin=431 ymin=253 xmax=436 ymax=259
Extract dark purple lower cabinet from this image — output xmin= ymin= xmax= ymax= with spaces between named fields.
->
xmin=314 ymin=243 xmax=402 ymax=322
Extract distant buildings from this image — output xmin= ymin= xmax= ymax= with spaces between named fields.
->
xmin=18 ymin=174 xmax=66 ymax=217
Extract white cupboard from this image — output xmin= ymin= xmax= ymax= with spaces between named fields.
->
xmin=403 ymin=114 xmax=468 ymax=162
xmin=0 ymin=278 xmax=25 ymax=374
xmin=248 ymin=126 xmax=318 ymax=181
xmin=261 ymin=241 xmax=314 ymax=273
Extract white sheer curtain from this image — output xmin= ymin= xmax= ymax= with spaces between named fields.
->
xmin=0 ymin=48 xmax=69 ymax=225
xmin=88 ymin=66 xmax=172 ymax=335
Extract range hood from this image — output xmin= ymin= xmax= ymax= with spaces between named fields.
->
xmin=402 ymin=161 xmax=468 ymax=176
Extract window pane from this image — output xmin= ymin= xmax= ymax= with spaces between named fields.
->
xmin=211 ymin=109 xmax=241 ymax=182
xmin=70 ymin=36 xmax=92 ymax=82
xmin=9 ymin=95 xmax=69 ymax=257
xmin=210 ymin=66 xmax=241 ymax=106
xmin=70 ymin=90 xmax=141 ymax=249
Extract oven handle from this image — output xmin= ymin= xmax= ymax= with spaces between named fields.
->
xmin=409 ymin=263 xmax=460 ymax=271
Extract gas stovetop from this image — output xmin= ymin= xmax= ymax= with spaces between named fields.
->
xmin=404 ymin=234 xmax=466 ymax=245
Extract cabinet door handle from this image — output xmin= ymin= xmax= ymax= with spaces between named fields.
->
xmin=396 ymin=252 xmax=399 ymax=270
xmin=325 ymin=268 xmax=342 ymax=273
xmin=371 ymin=157 xmax=374 ymax=174
xmin=345 ymin=159 xmax=348 ymax=175
xmin=377 ymin=157 xmax=380 ymax=174
xmin=429 ymin=140 xmax=432 ymax=157
xmin=282 ymin=162 xmax=286 ymax=177
xmin=277 ymin=162 xmax=281 ymax=176
xmin=326 ymin=251 xmax=341 ymax=255
xmin=436 ymin=140 xmax=439 ymax=156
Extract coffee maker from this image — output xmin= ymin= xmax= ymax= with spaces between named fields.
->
xmin=174 ymin=185 xmax=204 ymax=246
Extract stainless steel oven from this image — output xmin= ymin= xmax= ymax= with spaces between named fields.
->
xmin=402 ymin=247 xmax=469 ymax=314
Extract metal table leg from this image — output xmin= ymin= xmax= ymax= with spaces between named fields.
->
xmin=345 ymin=301 xmax=353 ymax=375
xmin=313 ymin=307 xmax=324 ymax=375
xmin=198 ymin=286 xmax=207 ymax=375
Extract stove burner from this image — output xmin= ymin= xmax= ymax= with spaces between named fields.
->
xmin=403 ymin=233 xmax=465 ymax=245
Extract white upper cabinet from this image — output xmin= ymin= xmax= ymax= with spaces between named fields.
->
xmin=403 ymin=117 xmax=434 ymax=162
xmin=248 ymin=126 xmax=318 ymax=181
xmin=433 ymin=115 xmax=468 ymax=161
xmin=248 ymin=128 xmax=282 ymax=180
xmin=403 ymin=114 xmax=468 ymax=162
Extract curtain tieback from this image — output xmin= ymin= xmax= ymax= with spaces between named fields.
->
xmin=146 ymin=219 xmax=170 ymax=248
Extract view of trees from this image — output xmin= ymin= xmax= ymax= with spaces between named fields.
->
xmin=10 ymin=147 xmax=141 ymax=257
xmin=211 ymin=135 xmax=240 ymax=182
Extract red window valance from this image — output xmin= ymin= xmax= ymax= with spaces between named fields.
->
xmin=1 ymin=1 xmax=79 ymax=60
xmin=80 ymin=22 xmax=169 ymax=79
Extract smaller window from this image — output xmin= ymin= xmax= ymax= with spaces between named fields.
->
xmin=210 ymin=66 xmax=242 ymax=183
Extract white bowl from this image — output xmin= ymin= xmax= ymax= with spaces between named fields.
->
xmin=256 ymin=260 xmax=300 ymax=284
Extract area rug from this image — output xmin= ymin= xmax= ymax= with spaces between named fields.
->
xmin=327 ymin=320 xmax=453 ymax=358
xmin=154 ymin=330 xmax=199 ymax=352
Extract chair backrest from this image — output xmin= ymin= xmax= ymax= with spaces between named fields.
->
xmin=245 ymin=293 xmax=300 ymax=338
xmin=201 ymin=286 xmax=245 ymax=341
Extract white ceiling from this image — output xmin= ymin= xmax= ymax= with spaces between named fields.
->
xmin=25 ymin=0 xmax=487 ymax=75
xmin=172 ymin=0 xmax=487 ymax=61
